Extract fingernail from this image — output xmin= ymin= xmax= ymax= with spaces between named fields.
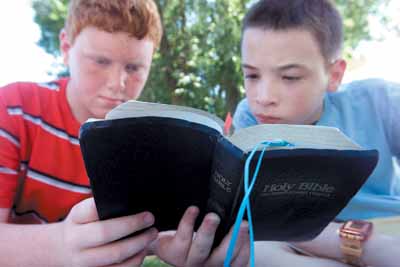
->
xmin=143 ymin=212 xmax=154 ymax=225
xmin=208 ymin=213 xmax=221 ymax=224
xmin=189 ymin=206 xmax=199 ymax=215
xmin=240 ymin=221 xmax=249 ymax=231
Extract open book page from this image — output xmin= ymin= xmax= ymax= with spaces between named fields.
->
xmin=228 ymin=124 xmax=362 ymax=152
xmin=105 ymin=100 xmax=224 ymax=133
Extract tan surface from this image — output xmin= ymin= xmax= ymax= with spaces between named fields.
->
xmin=369 ymin=216 xmax=400 ymax=236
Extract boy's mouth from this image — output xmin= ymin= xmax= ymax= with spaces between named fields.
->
xmin=99 ymin=96 xmax=124 ymax=106
xmin=255 ymin=114 xmax=282 ymax=124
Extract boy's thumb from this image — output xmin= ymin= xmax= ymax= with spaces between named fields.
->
xmin=68 ymin=197 xmax=99 ymax=224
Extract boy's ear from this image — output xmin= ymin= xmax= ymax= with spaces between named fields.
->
xmin=59 ymin=29 xmax=71 ymax=66
xmin=327 ymin=59 xmax=347 ymax=93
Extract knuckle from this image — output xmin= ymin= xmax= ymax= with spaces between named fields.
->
xmin=95 ymin=224 xmax=111 ymax=243
xmin=108 ymin=247 xmax=126 ymax=264
xmin=128 ymin=218 xmax=141 ymax=232
xmin=130 ymin=254 xmax=146 ymax=266
xmin=130 ymin=214 xmax=148 ymax=230
xmin=138 ymin=228 xmax=157 ymax=245
xmin=62 ymin=229 xmax=79 ymax=251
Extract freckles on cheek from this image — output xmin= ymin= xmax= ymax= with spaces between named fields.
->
xmin=126 ymin=80 xmax=146 ymax=99
xmin=292 ymin=96 xmax=306 ymax=108
xmin=85 ymin=66 xmax=102 ymax=77
xmin=133 ymin=73 xmax=146 ymax=83
xmin=247 ymin=91 xmax=258 ymax=105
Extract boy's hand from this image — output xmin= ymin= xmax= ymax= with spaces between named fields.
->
xmin=60 ymin=198 xmax=158 ymax=267
xmin=151 ymin=206 xmax=250 ymax=267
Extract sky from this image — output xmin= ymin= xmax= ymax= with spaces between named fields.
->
xmin=0 ymin=1 xmax=399 ymax=87
xmin=342 ymin=0 xmax=400 ymax=83
xmin=0 ymin=0 xmax=54 ymax=87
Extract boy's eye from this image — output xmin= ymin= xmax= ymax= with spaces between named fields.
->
xmin=125 ymin=64 xmax=139 ymax=73
xmin=95 ymin=57 xmax=111 ymax=65
xmin=245 ymin=74 xmax=259 ymax=80
xmin=282 ymin=76 xmax=302 ymax=81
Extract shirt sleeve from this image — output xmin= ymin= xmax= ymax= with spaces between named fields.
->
xmin=233 ymin=99 xmax=258 ymax=130
xmin=376 ymin=80 xmax=400 ymax=158
xmin=0 ymin=84 xmax=22 ymax=208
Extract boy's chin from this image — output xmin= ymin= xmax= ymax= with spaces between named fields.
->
xmin=88 ymin=109 xmax=109 ymax=120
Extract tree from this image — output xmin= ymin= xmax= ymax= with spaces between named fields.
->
xmin=32 ymin=0 xmax=68 ymax=57
xmin=32 ymin=0 xmax=390 ymax=117
xmin=143 ymin=0 xmax=246 ymax=116
xmin=334 ymin=0 xmax=390 ymax=57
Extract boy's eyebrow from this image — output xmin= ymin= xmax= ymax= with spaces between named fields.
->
xmin=126 ymin=62 xmax=146 ymax=68
xmin=276 ymin=64 xmax=307 ymax=71
xmin=242 ymin=63 xmax=309 ymax=71
xmin=84 ymin=52 xmax=146 ymax=66
xmin=242 ymin=63 xmax=258 ymax=70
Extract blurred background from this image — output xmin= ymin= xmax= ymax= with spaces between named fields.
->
xmin=0 ymin=0 xmax=399 ymax=118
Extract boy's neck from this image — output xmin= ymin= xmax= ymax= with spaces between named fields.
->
xmin=65 ymin=80 xmax=90 ymax=124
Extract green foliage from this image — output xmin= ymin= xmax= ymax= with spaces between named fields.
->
xmin=334 ymin=0 xmax=390 ymax=58
xmin=32 ymin=0 xmax=68 ymax=56
xmin=142 ymin=0 xmax=246 ymax=116
xmin=32 ymin=0 xmax=390 ymax=117
xmin=143 ymin=256 xmax=171 ymax=267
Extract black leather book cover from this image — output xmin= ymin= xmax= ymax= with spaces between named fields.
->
xmin=243 ymin=149 xmax=378 ymax=241
xmin=208 ymin=141 xmax=378 ymax=242
xmin=80 ymin=117 xmax=221 ymax=232
xmin=207 ymin=138 xmax=247 ymax=245
xmin=80 ymin=117 xmax=379 ymax=246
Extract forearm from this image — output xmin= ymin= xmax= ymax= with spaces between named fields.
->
xmin=254 ymin=241 xmax=348 ymax=267
xmin=362 ymin=231 xmax=400 ymax=267
xmin=0 ymin=222 xmax=65 ymax=267
xmin=291 ymin=222 xmax=343 ymax=260
xmin=292 ymin=222 xmax=400 ymax=267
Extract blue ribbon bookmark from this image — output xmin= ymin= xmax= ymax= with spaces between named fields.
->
xmin=224 ymin=140 xmax=294 ymax=267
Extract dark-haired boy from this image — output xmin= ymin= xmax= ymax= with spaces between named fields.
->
xmin=234 ymin=0 xmax=400 ymax=265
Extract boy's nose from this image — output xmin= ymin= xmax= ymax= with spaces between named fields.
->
xmin=108 ymin=67 xmax=128 ymax=93
xmin=119 ymin=71 xmax=128 ymax=92
xmin=256 ymin=84 xmax=279 ymax=106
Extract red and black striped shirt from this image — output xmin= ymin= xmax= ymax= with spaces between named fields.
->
xmin=0 ymin=78 xmax=91 ymax=223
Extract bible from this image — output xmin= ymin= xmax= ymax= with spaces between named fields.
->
xmin=79 ymin=100 xmax=378 ymax=245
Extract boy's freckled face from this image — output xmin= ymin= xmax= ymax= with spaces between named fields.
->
xmin=241 ymin=28 xmax=332 ymax=125
xmin=62 ymin=26 xmax=154 ymax=122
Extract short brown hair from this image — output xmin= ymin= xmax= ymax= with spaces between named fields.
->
xmin=65 ymin=0 xmax=163 ymax=47
xmin=243 ymin=0 xmax=343 ymax=62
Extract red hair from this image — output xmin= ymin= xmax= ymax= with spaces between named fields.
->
xmin=65 ymin=0 xmax=162 ymax=47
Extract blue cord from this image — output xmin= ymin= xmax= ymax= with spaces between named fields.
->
xmin=223 ymin=140 xmax=294 ymax=267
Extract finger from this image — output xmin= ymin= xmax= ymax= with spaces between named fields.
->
xmin=207 ymin=221 xmax=249 ymax=267
xmin=68 ymin=197 xmax=99 ymax=224
xmin=106 ymin=249 xmax=148 ymax=267
xmin=152 ymin=206 xmax=199 ymax=263
xmin=81 ymin=228 xmax=157 ymax=267
xmin=225 ymin=221 xmax=250 ymax=263
xmin=231 ymin=241 xmax=250 ymax=267
xmin=175 ymin=206 xmax=199 ymax=243
xmin=186 ymin=212 xmax=220 ymax=266
xmin=148 ymin=230 xmax=176 ymax=254
xmin=230 ymin=224 xmax=250 ymax=267
xmin=168 ymin=206 xmax=199 ymax=256
xmin=78 ymin=211 xmax=155 ymax=248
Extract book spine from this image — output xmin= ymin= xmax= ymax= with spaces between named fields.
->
xmin=207 ymin=137 xmax=244 ymax=246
